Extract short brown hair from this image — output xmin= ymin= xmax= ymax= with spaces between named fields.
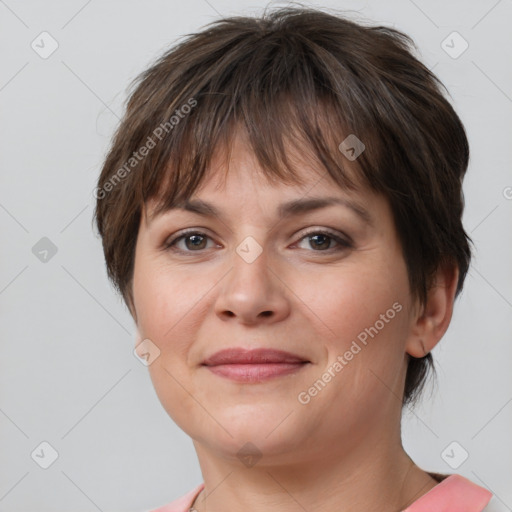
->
xmin=93 ymin=6 xmax=472 ymax=408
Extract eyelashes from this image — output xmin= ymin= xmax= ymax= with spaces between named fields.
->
xmin=162 ymin=227 xmax=353 ymax=255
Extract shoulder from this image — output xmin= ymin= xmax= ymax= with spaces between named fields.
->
xmin=404 ymin=473 xmax=493 ymax=512
xmin=144 ymin=482 xmax=204 ymax=512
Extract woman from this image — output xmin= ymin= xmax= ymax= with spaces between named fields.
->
xmin=94 ymin=6 xmax=493 ymax=511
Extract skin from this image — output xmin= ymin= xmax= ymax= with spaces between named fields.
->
xmin=131 ymin=132 xmax=459 ymax=512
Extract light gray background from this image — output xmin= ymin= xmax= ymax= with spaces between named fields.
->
xmin=0 ymin=0 xmax=511 ymax=511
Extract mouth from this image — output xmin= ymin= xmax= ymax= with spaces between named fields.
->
xmin=201 ymin=348 xmax=311 ymax=383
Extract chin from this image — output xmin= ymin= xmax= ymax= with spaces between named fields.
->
xmin=207 ymin=408 xmax=305 ymax=452
xmin=196 ymin=429 xmax=305 ymax=467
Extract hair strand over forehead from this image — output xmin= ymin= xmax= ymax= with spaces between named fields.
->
xmin=94 ymin=5 xmax=472 ymax=408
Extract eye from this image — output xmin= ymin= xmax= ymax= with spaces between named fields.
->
xmin=163 ymin=229 xmax=218 ymax=253
xmin=163 ymin=228 xmax=352 ymax=254
xmin=294 ymin=228 xmax=352 ymax=252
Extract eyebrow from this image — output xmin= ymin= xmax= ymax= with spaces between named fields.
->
xmin=150 ymin=196 xmax=373 ymax=226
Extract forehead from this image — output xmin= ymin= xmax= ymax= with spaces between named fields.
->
xmin=144 ymin=176 xmax=376 ymax=236
xmin=145 ymin=131 xmax=371 ymax=221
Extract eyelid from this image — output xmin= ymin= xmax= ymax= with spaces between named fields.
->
xmin=163 ymin=225 xmax=353 ymax=253
xmin=162 ymin=227 xmax=218 ymax=251
xmin=295 ymin=226 xmax=353 ymax=246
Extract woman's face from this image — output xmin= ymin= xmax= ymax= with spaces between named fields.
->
xmin=132 ymin=135 xmax=418 ymax=464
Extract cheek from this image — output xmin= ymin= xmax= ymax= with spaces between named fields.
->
xmin=295 ymin=262 xmax=406 ymax=343
xmin=340 ymin=271 xmax=409 ymax=380
xmin=133 ymin=260 xmax=208 ymax=427
xmin=295 ymin=259 xmax=411 ymax=402
xmin=132 ymin=257 xmax=204 ymax=359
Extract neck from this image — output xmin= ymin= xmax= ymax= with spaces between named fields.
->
xmin=190 ymin=430 xmax=438 ymax=512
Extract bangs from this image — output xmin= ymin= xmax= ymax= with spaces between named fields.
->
xmin=129 ymin=29 xmax=381 ymax=219
xmin=95 ymin=7 xmax=472 ymax=408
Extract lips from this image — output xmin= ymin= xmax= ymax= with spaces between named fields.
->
xmin=201 ymin=348 xmax=309 ymax=366
xmin=201 ymin=348 xmax=310 ymax=383
xmin=201 ymin=348 xmax=311 ymax=383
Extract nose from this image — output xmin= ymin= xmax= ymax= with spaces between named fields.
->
xmin=214 ymin=243 xmax=291 ymax=325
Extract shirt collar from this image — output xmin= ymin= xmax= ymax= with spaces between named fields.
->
xmin=403 ymin=474 xmax=492 ymax=512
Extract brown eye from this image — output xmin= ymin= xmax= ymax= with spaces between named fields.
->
xmin=183 ymin=233 xmax=208 ymax=250
xmin=164 ymin=230 xmax=214 ymax=253
xmin=307 ymin=233 xmax=333 ymax=250
xmin=295 ymin=229 xmax=352 ymax=252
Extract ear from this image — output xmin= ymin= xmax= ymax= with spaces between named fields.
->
xmin=405 ymin=263 xmax=460 ymax=358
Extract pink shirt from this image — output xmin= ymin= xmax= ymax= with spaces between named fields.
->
xmin=147 ymin=474 xmax=493 ymax=512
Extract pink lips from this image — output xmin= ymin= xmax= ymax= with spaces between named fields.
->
xmin=201 ymin=348 xmax=310 ymax=383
